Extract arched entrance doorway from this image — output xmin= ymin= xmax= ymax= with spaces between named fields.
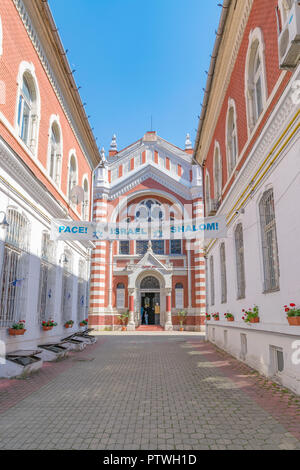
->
xmin=139 ymin=275 xmax=161 ymax=326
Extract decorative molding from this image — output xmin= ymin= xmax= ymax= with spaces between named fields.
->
xmin=12 ymin=0 xmax=95 ymax=169
xmin=214 ymin=72 xmax=300 ymax=224
xmin=197 ymin=0 xmax=254 ymax=160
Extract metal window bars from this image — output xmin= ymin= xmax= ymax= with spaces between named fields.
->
xmin=235 ymin=223 xmax=246 ymax=299
xmin=259 ymin=189 xmax=280 ymax=292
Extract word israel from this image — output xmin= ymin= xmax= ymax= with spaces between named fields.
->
xmin=51 ymin=216 xmax=227 ymax=241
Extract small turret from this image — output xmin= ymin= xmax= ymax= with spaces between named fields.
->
xmin=109 ymin=134 xmax=118 ymax=157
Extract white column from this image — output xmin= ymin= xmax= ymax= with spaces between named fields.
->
xmin=164 ymin=288 xmax=173 ymax=331
xmin=127 ymin=288 xmax=136 ymax=330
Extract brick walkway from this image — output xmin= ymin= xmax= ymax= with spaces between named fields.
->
xmin=0 ymin=335 xmax=299 ymax=450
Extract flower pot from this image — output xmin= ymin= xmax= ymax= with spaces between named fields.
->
xmin=121 ymin=326 xmax=127 ymax=331
xmin=9 ymin=328 xmax=26 ymax=336
xmin=42 ymin=326 xmax=53 ymax=331
xmin=80 ymin=322 xmax=86 ymax=327
xmin=287 ymin=316 xmax=300 ymax=326
xmin=179 ymin=327 xmax=184 ymax=331
xmin=249 ymin=317 xmax=259 ymax=324
xmin=64 ymin=324 xmax=73 ymax=328
xmin=214 ymin=317 xmax=219 ymax=321
xmin=227 ymin=317 xmax=234 ymax=322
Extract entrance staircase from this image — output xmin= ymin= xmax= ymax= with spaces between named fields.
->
xmin=136 ymin=325 xmax=164 ymax=332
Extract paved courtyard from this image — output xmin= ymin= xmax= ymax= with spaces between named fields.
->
xmin=0 ymin=334 xmax=300 ymax=450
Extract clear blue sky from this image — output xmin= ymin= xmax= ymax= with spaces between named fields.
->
xmin=49 ymin=0 xmax=221 ymax=153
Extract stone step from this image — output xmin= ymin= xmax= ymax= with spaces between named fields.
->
xmin=136 ymin=325 xmax=164 ymax=332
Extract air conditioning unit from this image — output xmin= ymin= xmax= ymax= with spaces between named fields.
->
xmin=278 ymin=2 xmax=300 ymax=69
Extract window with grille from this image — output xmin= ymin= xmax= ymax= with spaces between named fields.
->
xmin=259 ymin=189 xmax=280 ymax=292
xmin=38 ymin=232 xmax=55 ymax=322
xmin=220 ymin=243 xmax=227 ymax=304
xmin=77 ymin=260 xmax=87 ymax=321
xmin=235 ymin=223 xmax=246 ymax=299
xmin=175 ymin=283 xmax=184 ymax=309
xmin=61 ymin=250 xmax=73 ymax=321
xmin=0 ymin=209 xmax=29 ymax=327
xmin=210 ymin=256 xmax=215 ymax=306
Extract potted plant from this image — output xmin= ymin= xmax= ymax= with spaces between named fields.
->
xmin=242 ymin=305 xmax=259 ymax=324
xmin=212 ymin=313 xmax=219 ymax=321
xmin=177 ymin=310 xmax=187 ymax=331
xmin=42 ymin=320 xmax=57 ymax=331
xmin=118 ymin=311 xmax=129 ymax=331
xmin=9 ymin=320 xmax=26 ymax=336
xmin=205 ymin=313 xmax=211 ymax=321
xmin=80 ymin=318 xmax=88 ymax=327
xmin=224 ymin=312 xmax=234 ymax=322
xmin=284 ymin=303 xmax=300 ymax=326
xmin=64 ymin=320 xmax=74 ymax=328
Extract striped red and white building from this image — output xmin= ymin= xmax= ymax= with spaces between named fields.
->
xmin=89 ymin=132 xmax=205 ymax=331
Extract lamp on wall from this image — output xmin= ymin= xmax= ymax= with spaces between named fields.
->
xmin=0 ymin=211 xmax=9 ymax=229
xmin=60 ymin=253 xmax=69 ymax=265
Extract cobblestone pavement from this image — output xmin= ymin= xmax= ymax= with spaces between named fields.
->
xmin=0 ymin=335 xmax=300 ymax=450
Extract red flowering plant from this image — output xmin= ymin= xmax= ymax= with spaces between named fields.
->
xmin=284 ymin=303 xmax=300 ymax=317
xmin=11 ymin=320 xmax=26 ymax=330
xmin=242 ymin=305 xmax=259 ymax=323
xmin=64 ymin=320 xmax=74 ymax=326
xmin=205 ymin=313 xmax=211 ymax=320
xmin=80 ymin=318 xmax=88 ymax=325
xmin=224 ymin=312 xmax=234 ymax=320
xmin=42 ymin=320 xmax=57 ymax=327
xmin=212 ymin=312 xmax=220 ymax=320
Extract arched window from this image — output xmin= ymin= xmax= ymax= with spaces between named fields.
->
xmin=259 ymin=189 xmax=280 ymax=292
xmin=245 ymin=29 xmax=267 ymax=133
xmin=48 ymin=120 xmax=62 ymax=186
xmin=210 ymin=256 xmax=215 ymax=306
xmin=135 ymin=199 xmax=164 ymax=255
xmin=226 ymin=102 xmax=238 ymax=175
xmin=68 ymin=153 xmax=78 ymax=203
xmin=17 ymin=68 xmax=39 ymax=152
xmin=205 ymin=171 xmax=211 ymax=216
xmin=0 ymin=208 xmax=29 ymax=326
xmin=220 ymin=243 xmax=227 ymax=304
xmin=235 ymin=223 xmax=246 ymax=299
xmin=140 ymin=276 xmax=160 ymax=290
xmin=116 ymin=282 xmax=125 ymax=309
xmin=0 ymin=16 xmax=3 ymax=57
xmin=213 ymin=143 xmax=222 ymax=200
xmin=175 ymin=283 xmax=184 ymax=309
xmin=82 ymin=178 xmax=89 ymax=221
